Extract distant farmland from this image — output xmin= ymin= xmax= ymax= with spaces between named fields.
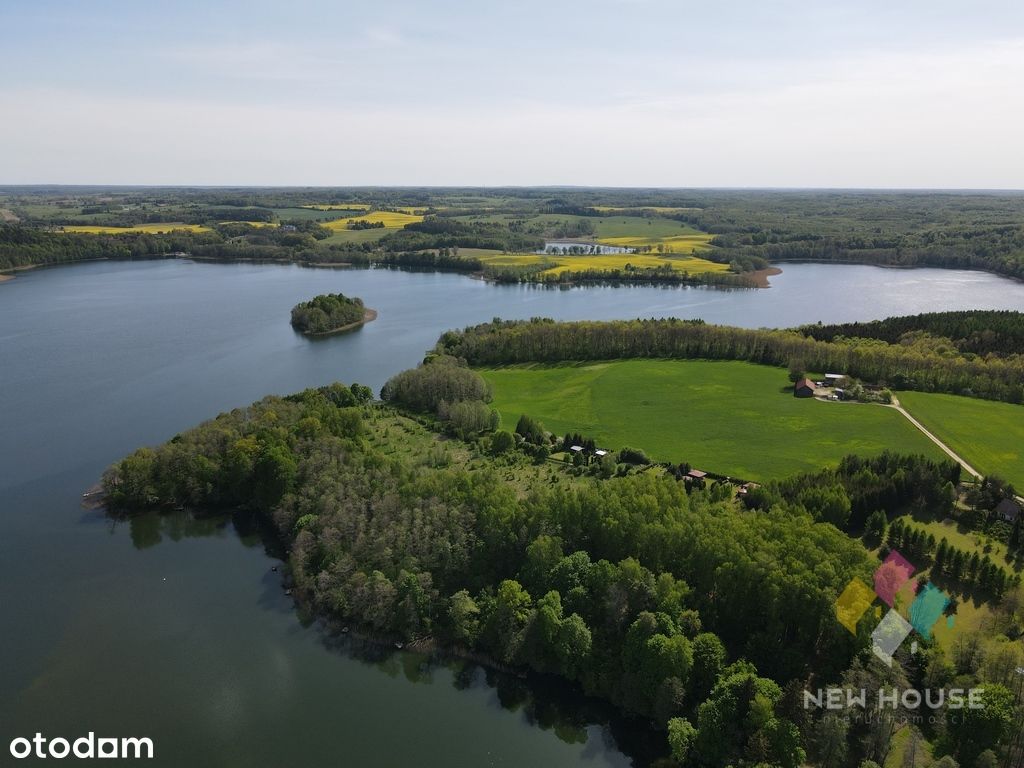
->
xmin=60 ymin=223 xmax=211 ymax=234
xmin=481 ymin=359 xmax=945 ymax=480
xmin=320 ymin=210 xmax=425 ymax=244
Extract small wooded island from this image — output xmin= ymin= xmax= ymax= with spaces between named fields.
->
xmin=290 ymin=293 xmax=376 ymax=335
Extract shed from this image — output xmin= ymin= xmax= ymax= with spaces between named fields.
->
xmin=794 ymin=378 xmax=816 ymax=398
xmin=569 ymin=445 xmax=584 ymax=453
xmin=687 ymin=469 xmax=708 ymax=479
xmin=594 ymin=449 xmax=608 ymax=457
xmin=995 ymin=498 xmax=1020 ymax=523
xmin=825 ymin=373 xmax=845 ymax=382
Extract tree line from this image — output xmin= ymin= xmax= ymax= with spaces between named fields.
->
xmin=435 ymin=318 xmax=1024 ymax=403
xmin=380 ymin=218 xmax=543 ymax=253
xmin=886 ymin=519 xmax=1020 ymax=598
xmin=799 ymin=311 xmax=1024 ymax=358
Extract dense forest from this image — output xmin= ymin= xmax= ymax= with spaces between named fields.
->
xmin=0 ymin=224 xmax=337 ymax=271
xmin=800 ymin=312 xmax=1024 ymax=357
xmin=664 ymin=190 xmax=1024 ymax=281
xmin=436 ymin=317 xmax=1024 ymax=403
xmin=290 ymin=293 xmax=368 ymax=335
xmin=99 ymin=350 xmax=1024 ymax=766
xmin=380 ymin=218 xmax=544 ymax=252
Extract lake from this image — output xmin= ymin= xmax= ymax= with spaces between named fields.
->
xmin=3 ymin=258 xmax=1024 ymax=766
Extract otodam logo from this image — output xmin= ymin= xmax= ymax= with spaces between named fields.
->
xmin=8 ymin=733 xmax=154 ymax=761
xmin=836 ymin=549 xmax=954 ymax=665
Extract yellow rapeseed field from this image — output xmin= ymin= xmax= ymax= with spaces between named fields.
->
xmin=537 ymin=252 xmax=728 ymax=276
xmin=470 ymin=250 xmax=728 ymax=276
xmin=61 ymin=223 xmax=211 ymax=234
xmin=320 ymin=211 xmax=425 ymax=231
xmin=597 ymin=233 xmax=715 ymax=252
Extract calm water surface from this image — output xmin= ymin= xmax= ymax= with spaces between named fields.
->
xmin=2 ymin=259 xmax=1024 ymax=766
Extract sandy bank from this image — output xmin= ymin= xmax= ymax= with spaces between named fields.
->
xmin=300 ymin=308 xmax=378 ymax=337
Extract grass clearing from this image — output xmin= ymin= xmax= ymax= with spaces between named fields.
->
xmin=592 ymin=206 xmax=702 ymax=215
xmin=884 ymin=726 xmax=933 ymax=768
xmin=364 ymin=410 xmax=582 ymax=498
xmin=218 ymin=220 xmax=278 ymax=228
xmin=884 ymin=514 xmax=1022 ymax=653
xmin=591 ymin=216 xmax=706 ymax=240
xmin=480 ymin=360 xmax=945 ymax=481
xmin=302 ymin=203 xmax=371 ymax=211
xmin=898 ymin=392 xmax=1024 ymax=487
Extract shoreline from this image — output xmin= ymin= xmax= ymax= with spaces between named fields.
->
xmin=1 ymin=257 xmax=113 ymax=285
xmin=299 ymin=307 xmax=377 ymax=337
xmin=749 ymin=266 xmax=783 ymax=288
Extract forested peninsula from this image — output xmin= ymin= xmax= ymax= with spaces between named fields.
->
xmin=100 ymin=318 xmax=1024 ymax=766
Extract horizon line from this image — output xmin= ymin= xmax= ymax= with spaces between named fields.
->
xmin=2 ymin=184 xmax=1024 ymax=193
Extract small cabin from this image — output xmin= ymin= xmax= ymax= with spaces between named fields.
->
xmin=794 ymin=378 xmax=816 ymax=398
xmin=995 ymin=498 xmax=1020 ymax=523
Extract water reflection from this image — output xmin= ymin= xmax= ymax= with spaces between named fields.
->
xmin=120 ymin=508 xmax=282 ymax=553
xmin=112 ymin=505 xmax=667 ymax=766
xmin=323 ymin=634 xmax=668 ymax=763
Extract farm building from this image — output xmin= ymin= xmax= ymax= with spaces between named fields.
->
xmin=687 ymin=469 xmax=708 ymax=480
xmin=824 ymin=373 xmax=846 ymax=383
xmin=995 ymin=498 xmax=1020 ymax=523
xmin=794 ymin=378 xmax=816 ymax=398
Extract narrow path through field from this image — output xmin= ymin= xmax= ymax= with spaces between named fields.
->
xmin=888 ymin=400 xmax=1024 ymax=505
xmin=885 ymin=401 xmax=981 ymax=478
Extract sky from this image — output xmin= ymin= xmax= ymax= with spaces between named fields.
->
xmin=1 ymin=0 xmax=1023 ymax=187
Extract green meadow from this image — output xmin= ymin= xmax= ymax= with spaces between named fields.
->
xmin=898 ymin=391 xmax=1024 ymax=487
xmin=481 ymin=360 xmax=945 ymax=480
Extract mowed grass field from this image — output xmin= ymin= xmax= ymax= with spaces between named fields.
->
xmin=480 ymin=360 xmax=946 ymax=480
xmin=61 ymin=223 xmax=210 ymax=234
xmin=898 ymin=391 xmax=1024 ymax=487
